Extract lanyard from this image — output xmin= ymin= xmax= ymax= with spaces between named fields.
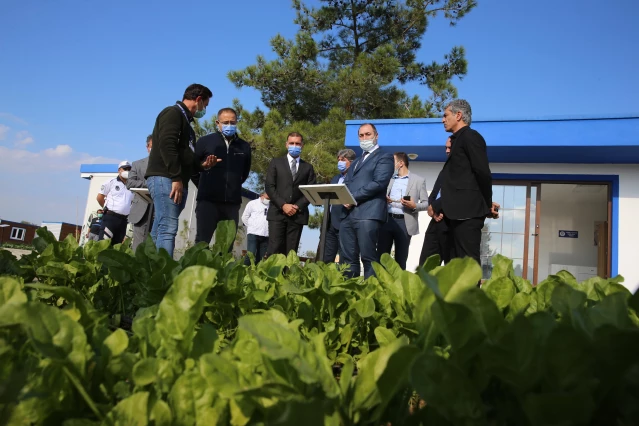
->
xmin=175 ymin=103 xmax=196 ymax=149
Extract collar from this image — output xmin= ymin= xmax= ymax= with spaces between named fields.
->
xmin=287 ymin=153 xmax=301 ymax=164
xmin=450 ymin=125 xmax=470 ymax=140
xmin=364 ymin=144 xmax=380 ymax=154
xmin=176 ymin=101 xmax=194 ymax=122
xmin=393 ymin=172 xmax=410 ymax=179
xmin=219 ymin=131 xmax=237 ymax=144
xmin=116 ymin=176 xmax=125 ymax=183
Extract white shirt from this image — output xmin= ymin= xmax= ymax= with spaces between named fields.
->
xmin=242 ymin=198 xmax=269 ymax=237
xmin=287 ymin=153 xmax=301 ymax=177
xmin=100 ymin=176 xmax=133 ymax=215
xmin=361 ymin=143 xmax=380 ymax=163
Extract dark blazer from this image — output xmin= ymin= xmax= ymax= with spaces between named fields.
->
xmin=126 ymin=156 xmax=152 ymax=225
xmin=342 ymin=148 xmax=394 ymax=222
xmin=194 ymin=132 xmax=252 ymax=204
xmin=145 ymin=102 xmax=199 ymax=186
xmin=329 ymin=173 xmax=346 ymax=230
xmin=265 ymin=156 xmax=316 ymax=225
xmin=429 ymin=171 xmax=443 ymax=214
xmin=440 ymin=126 xmax=492 ymax=220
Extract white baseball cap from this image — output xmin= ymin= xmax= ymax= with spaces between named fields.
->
xmin=118 ymin=160 xmax=132 ymax=169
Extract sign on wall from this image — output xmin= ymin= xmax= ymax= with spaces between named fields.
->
xmin=558 ymin=230 xmax=578 ymax=238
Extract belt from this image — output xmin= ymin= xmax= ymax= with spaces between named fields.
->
xmin=388 ymin=213 xmax=404 ymax=219
xmin=106 ymin=210 xmax=128 ymax=219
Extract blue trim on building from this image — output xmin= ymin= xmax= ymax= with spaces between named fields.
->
xmin=492 ymin=173 xmax=619 ymax=278
xmin=80 ymin=164 xmax=118 ymax=174
xmin=344 ymin=116 xmax=639 ymax=164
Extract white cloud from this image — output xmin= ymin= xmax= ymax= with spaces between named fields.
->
xmin=0 ymin=112 xmax=28 ymax=125
xmin=0 ymin=124 xmax=9 ymax=140
xmin=14 ymin=130 xmax=34 ymax=146
xmin=0 ymin=145 xmax=120 ymax=173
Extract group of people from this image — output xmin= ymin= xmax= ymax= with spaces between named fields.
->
xmin=94 ymin=83 xmax=499 ymax=278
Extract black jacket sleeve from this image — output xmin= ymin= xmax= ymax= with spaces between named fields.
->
xmin=242 ymin=144 xmax=251 ymax=184
xmin=156 ymin=107 xmax=184 ymax=182
xmin=465 ymin=131 xmax=492 ymax=208
xmin=265 ymin=159 xmax=285 ymax=209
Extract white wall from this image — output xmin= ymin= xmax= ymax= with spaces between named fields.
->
xmin=79 ymin=172 xmax=118 ymax=245
xmin=537 ymin=184 xmax=607 ymax=282
xmin=406 ymin=162 xmax=639 ymax=292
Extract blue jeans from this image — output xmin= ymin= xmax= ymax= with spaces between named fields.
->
xmin=245 ymin=234 xmax=269 ymax=265
xmin=147 ymin=176 xmax=187 ymax=258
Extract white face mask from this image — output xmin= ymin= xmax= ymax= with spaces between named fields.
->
xmin=261 ymin=198 xmax=270 ymax=205
xmin=360 ymin=138 xmax=376 ymax=152
xmin=120 ymin=171 xmax=129 ymax=179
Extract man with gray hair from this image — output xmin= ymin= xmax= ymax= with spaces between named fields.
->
xmin=322 ymin=148 xmax=356 ymax=263
xmin=440 ymin=99 xmax=499 ymax=267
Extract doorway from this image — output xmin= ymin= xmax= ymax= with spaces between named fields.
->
xmin=480 ymin=181 xmax=611 ymax=284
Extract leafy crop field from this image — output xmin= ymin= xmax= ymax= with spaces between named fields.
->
xmin=1 ymin=222 xmax=638 ymax=425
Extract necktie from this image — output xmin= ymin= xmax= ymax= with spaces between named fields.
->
xmin=357 ymin=151 xmax=369 ymax=169
xmin=290 ymin=158 xmax=297 ymax=178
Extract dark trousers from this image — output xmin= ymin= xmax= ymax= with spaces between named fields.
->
xmin=419 ymin=218 xmax=451 ymax=267
xmin=245 ymin=234 xmax=269 ymax=265
xmin=195 ymin=201 xmax=240 ymax=249
xmin=323 ymin=224 xmax=341 ymax=263
xmin=378 ymin=214 xmax=412 ymax=270
xmin=339 ymin=216 xmax=381 ymax=279
xmin=267 ymin=219 xmax=303 ymax=256
xmin=446 ymin=216 xmax=485 ymax=266
xmin=99 ymin=212 xmax=128 ymax=244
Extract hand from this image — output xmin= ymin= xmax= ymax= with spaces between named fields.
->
xmin=170 ymin=181 xmax=184 ymax=204
xmin=201 ymin=155 xmax=221 ymax=170
xmin=427 ymin=205 xmax=434 ymax=217
xmin=386 ymin=195 xmax=392 ymax=204
xmin=344 ymin=204 xmax=354 ymax=209
xmin=434 ymin=213 xmax=444 ymax=222
xmin=282 ymin=203 xmax=298 ymax=216
xmin=488 ymin=202 xmax=500 ymax=219
xmin=400 ymin=197 xmax=416 ymax=210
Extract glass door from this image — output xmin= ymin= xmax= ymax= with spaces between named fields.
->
xmin=481 ymin=183 xmax=540 ymax=283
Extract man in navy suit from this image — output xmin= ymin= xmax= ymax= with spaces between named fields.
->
xmin=323 ymin=148 xmax=356 ymax=263
xmin=339 ymin=123 xmax=394 ymax=279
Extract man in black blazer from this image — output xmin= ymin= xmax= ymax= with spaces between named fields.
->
xmin=322 ymin=148 xmax=356 ymax=263
xmin=265 ymin=132 xmax=316 ymax=256
xmin=194 ymin=107 xmax=251 ymax=248
xmin=419 ymin=137 xmax=452 ymax=267
xmin=440 ymin=99 xmax=499 ymax=266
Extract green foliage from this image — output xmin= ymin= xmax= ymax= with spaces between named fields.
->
xmin=1 ymin=228 xmax=638 ymax=425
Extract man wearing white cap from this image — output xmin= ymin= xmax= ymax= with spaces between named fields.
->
xmin=96 ymin=160 xmax=134 ymax=244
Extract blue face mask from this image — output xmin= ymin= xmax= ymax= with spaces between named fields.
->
xmin=337 ymin=161 xmax=348 ymax=172
xmin=221 ymin=124 xmax=237 ymax=137
xmin=288 ymin=145 xmax=302 ymax=158
xmin=194 ymin=100 xmax=206 ymax=119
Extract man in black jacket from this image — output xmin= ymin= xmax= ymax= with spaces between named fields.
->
xmin=440 ymin=99 xmax=499 ymax=265
xmin=265 ymin=132 xmax=316 ymax=256
xmin=194 ymin=107 xmax=251 ymax=248
xmin=145 ymin=83 xmax=217 ymax=258
xmin=419 ymin=137 xmax=452 ymax=267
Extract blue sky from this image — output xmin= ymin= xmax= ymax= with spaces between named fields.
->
xmin=1 ymin=0 xmax=637 ymax=252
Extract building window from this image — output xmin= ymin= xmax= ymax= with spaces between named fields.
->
xmin=10 ymin=227 xmax=26 ymax=241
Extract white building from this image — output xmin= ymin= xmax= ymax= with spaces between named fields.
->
xmin=79 ymin=164 xmax=258 ymax=258
xmin=344 ymin=115 xmax=639 ymax=292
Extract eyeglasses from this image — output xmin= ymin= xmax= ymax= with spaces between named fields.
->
xmin=218 ymin=120 xmax=238 ymax=125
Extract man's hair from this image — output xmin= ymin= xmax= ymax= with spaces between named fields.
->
xmin=337 ymin=148 xmax=357 ymax=161
xmin=217 ymin=107 xmax=237 ymax=119
xmin=287 ymin=131 xmax=303 ymax=142
xmin=446 ymin=99 xmax=472 ymax=125
xmin=358 ymin=122 xmax=378 ymax=135
xmin=183 ymin=84 xmax=213 ymax=101
xmin=394 ymin=152 xmax=409 ymax=168
xmin=146 ymin=134 xmax=152 ymax=146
